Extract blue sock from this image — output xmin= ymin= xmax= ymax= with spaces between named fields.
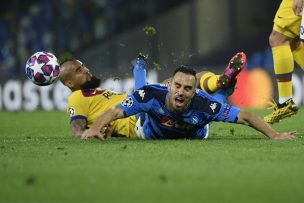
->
xmin=133 ymin=59 xmax=147 ymax=120
xmin=213 ymin=89 xmax=230 ymax=103
xmin=133 ymin=60 xmax=147 ymax=91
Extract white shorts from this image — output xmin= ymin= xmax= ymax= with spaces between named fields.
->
xmin=135 ymin=117 xmax=146 ymax=139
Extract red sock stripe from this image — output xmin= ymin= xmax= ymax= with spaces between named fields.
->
xmin=276 ymin=72 xmax=292 ymax=82
xmin=203 ymin=77 xmax=212 ymax=93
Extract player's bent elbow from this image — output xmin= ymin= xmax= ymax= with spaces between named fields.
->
xmin=71 ymin=130 xmax=84 ymax=139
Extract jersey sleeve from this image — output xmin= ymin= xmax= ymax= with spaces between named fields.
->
xmin=67 ymin=93 xmax=89 ymax=122
xmin=194 ymin=90 xmax=240 ymax=123
xmin=118 ymin=86 xmax=155 ymax=117
xmin=213 ymin=103 xmax=240 ymax=123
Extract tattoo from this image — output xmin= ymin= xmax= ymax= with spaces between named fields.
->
xmin=71 ymin=119 xmax=87 ymax=138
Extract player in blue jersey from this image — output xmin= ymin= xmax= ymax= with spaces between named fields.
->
xmin=81 ymin=53 xmax=295 ymax=140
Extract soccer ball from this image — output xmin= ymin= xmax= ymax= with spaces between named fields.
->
xmin=25 ymin=51 xmax=60 ymax=86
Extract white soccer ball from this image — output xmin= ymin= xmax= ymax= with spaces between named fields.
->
xmin=25 ymin=51 xmax=60 ymax=86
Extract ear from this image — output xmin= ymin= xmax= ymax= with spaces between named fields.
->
xmin=65 ymin=80 xmax=74 ymax=88
xmin=167 ymin=80 xmax=171 ymax=89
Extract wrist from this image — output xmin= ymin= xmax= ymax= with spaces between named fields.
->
xmin=268 ymin=132 xmax=279 ymax=139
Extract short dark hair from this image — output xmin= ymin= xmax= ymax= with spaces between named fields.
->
xmin=173 ymin=65 xmax=197 ymax=78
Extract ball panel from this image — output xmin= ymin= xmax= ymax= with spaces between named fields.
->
xmin=53 ymin=65 xmax=60 ymax=77
xmin=37 ymin=54 xmax=50 ymax=64
xmin=26 ymin=67 xmax=34 ymax=79
xmin=41 ymin=65 xmax=53 ymax=76
xmin=34 ymin=72 xmax=46 ymax=83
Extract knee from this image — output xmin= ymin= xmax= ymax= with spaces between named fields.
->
xmin=290 ymin=37 xmax=301 ymax=51
xmin=269 ymin=31 xmax=290 ymax=47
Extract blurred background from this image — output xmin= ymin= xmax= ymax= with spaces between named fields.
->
xmin=0 ymin=0 xmax=303 ymax=111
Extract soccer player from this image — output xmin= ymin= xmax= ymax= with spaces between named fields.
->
xmin=264 ymin=0 xmax=304 ymax=124
xmin=81 ymin=54 xmax=296 ymax=141
xmin=60 ymin=59 xmax=137 ymax=139
xmin=60 ymin=53 xmax=244 ymax=139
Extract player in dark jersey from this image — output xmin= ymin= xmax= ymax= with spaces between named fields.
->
xmin=81 ymin=53 xmax=296 ymax=140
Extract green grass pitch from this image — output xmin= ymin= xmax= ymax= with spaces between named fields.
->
xmin=0 ymin=109 xmax=304 ymax=203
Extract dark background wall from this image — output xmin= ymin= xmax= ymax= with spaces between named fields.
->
xmin=0 ymin=0 xmax=280 ymax=81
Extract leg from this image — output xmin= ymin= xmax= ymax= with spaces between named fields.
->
xmin=132 ymin=53 xmax=147 ymax=91
xmin=270 ymin=30 xmax=294 ymax=104
xmin=196 ymin=71 xmax=219 ymax=93
xmin=264 ymin=0 xmax=301 ymax=124
xmin=264 ymin=30 xmax=298 ymax=124
xmin=132 ymin=53 xmax=148 ymax=121
xmin=291 ymin=37 xmax=304 ymax=70
xmin=197 ymin=52 xmax=246 ymax=98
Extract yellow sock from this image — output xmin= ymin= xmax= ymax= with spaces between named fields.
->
xmin=293 ymin=42 xmax=304 ymax=70
xmin=199 ymin=72 xmax=219 ymax=93
xmin=272 ymin=45 xmax=294 ymax=101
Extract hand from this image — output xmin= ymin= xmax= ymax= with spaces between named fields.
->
xmin=271 ymin=131 xmax=296 ymax=140
xmin=293 ymin=0 xmax=303 ymax=16
xmin=101 ymin=124 xmax=114 ymax=138
xmin=81 ymin=128 xmax=105 ymax=140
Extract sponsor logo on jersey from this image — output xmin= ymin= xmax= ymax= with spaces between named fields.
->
xmin=69 ymin=107 xmax=75 ymax=118
xmin=210 ymin=102 xmax=217 ymax=112
xmin=161 ymin=116 xmax=194 ymax=131
xmin=121 ymin=97 xmax=133 ymax=107
xmin=138 ymin=89 xmax=145 ymax=100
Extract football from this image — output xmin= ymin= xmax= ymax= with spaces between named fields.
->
xmin=25 ymin=51 xmax=60 ymax=86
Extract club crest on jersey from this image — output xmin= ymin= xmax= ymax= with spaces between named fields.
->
xmin=158 ymin=107 xmax=165 ymax=114
xmin=69 ymin=107 xmax=75 ymax=118
xmin=121 ymin=97 xmax=133 ymax=107
xmin=191 ymin=116 xmax=199 ymax=124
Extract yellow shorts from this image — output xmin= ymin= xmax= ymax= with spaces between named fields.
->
xmin=111 ymin=115 xmax=137 ymax=138
xmin=273 ymin=0 xmax=301 ymax=38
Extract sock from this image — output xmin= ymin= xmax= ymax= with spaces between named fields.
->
xmin=133 ymin=60 xmax=147 ymax=120
xmin=199 ymin=72 xmax=219 ymax=93
xmin=272 ymin=45 xmax=294 ymax=104
xmin=292 ymin=42 xmax=304 ymax=71
xmin=133 ymin=61 xmax=147 ymax=91
xmin=212 ymin=89 xmax=228 ymax=103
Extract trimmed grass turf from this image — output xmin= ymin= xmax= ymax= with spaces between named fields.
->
xmin=0 ymin=109 xmax=304 ymax=203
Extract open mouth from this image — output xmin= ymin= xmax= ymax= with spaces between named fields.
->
xmin=175 ymin=97 xmax=184 ymax=107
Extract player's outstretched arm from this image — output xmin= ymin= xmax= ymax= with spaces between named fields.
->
xmin=236 ymin=111 xmax=296 ymax=140
xmin=81 ymin=106 xmax=125 ymax=140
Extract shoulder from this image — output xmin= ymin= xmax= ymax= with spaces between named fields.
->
xmin=190 ymin=90 xmax=222 ymax=115
xmin=68 ymin=90 xmax=84 ymax=102
xmin=133 ymin=84 xmax=167 ymax=103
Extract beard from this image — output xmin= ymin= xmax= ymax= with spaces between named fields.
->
xmin=81 ymin=75 xmax=101 ymax=89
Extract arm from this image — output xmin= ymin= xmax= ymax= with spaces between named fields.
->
xmin=81 ymin=106 xmax=125 ymax=140
xmin=236 ymin=110 xmax=295 ymax=140
xmin=70 ymin=119 xmax=87 ymax=138
xmin=70 ymin=119 xmax=113 ymax=139
xmin=293 ymin=0 xmax=303 ymax=16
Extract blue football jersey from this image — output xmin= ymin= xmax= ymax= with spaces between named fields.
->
xmin=118 ymin=84 xmax=240 ymax=139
